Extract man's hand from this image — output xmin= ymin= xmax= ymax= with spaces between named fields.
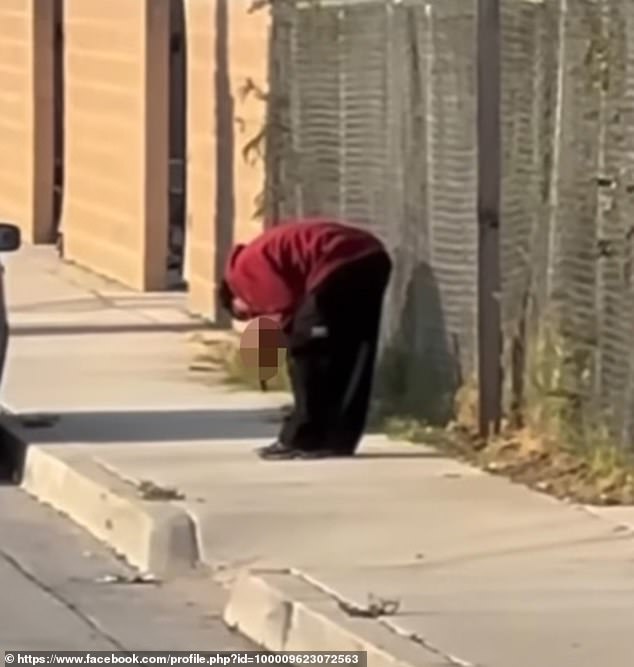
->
xmin=266 ymin=312 xmax=284 ymax=324
xmin=265 ymin=312 xmax=291 ymax=337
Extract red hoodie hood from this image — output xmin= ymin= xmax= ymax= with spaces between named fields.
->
xmin=223 ymin=220 xmax=384 ymax=324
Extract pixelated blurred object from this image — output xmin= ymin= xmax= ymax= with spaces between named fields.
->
xmin=239 ymin=317 xmax=286 ymax=388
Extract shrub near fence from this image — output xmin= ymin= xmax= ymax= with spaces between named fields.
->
xmin=257 ymin=0 xmax=634 ymax=456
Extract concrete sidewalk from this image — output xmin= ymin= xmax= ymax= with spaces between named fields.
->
xmin=3 ymin=247 xmax=634 ymax=667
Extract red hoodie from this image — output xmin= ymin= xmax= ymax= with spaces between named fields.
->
xmin=224 ymin=219 xmax=384 ymax=323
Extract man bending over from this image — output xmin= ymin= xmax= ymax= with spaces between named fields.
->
xmin=219 ymin=219 xmax=392 ymax=460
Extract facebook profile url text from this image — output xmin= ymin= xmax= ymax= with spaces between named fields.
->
xmin=4 ymin=653 xmax=365 ymax=667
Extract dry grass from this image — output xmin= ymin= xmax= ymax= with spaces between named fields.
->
xmin=189 ymin=327 xmax=634 ymax=506
xmin=382 ymin=415 xmax=634 ymax=506
xmin=188 ymin=331 xmax=291 ymax=393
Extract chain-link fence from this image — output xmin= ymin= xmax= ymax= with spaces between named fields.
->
xmin=262 ymin=0 xmax=634 ymax=452
xmin=522 ymin=0 xmax=634 ymax=453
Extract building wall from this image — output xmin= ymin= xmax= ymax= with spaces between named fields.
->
xmin=186 ymin=0 xmax=269 ymax=320
xmin=0 ymin=0 xmax=270 ymax=308
xmin=0 ymin=1 xmax=54 ymax=243
xmin=185 ymin=0 xmax=218 ymax=318
xmin=229 ymin=0 xmax=269 ymax=245
xmin=61 ymin=0 xmax=170 ymax=290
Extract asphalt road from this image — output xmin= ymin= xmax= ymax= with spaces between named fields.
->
xmin=0 ymin=484 xmax=255 ymax=652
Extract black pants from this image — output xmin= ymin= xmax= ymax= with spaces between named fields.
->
xmin=279 ymin=250 xmax=392 ymax=454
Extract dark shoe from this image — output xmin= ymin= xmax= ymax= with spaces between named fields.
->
xmin=256 ymin=441 xmax=352 ymax=461
xmin=256 ymin=441 xmax=302 ymax=460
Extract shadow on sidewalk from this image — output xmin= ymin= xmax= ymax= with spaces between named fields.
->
xmin=0 ymin=407 xmax=445 ymax=482
xmin=10 ymin=322 xmax=211 ymax=337
xmin=10 ymin=295 xmax=194 ymax=314
xmin=9 ymin=408 xmax=281 ymax=444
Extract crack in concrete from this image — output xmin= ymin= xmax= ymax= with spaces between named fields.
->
xmin=0 ymin=546 xmax=126 ymax=650
xmin=576 ymin=504 xmax=634 ymax=536
xmin=379 ymin=618 xmax=479 ymax=667
xmin=279 ymin=600 xmax=294 ymax=648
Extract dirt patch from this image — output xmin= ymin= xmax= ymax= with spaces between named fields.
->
xmin=384 ymin=419 xmax=634 ymax=506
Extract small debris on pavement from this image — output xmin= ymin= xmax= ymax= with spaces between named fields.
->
xmin=96 ymin=573 xmax=161 ymax=585
xmin=95 ymin=574 xmax=123 ymax=584
xmin=338 ymin=593 xmax=401 ymax=618
xmin=599 ymin=492 xmax=620 ymax=506
xmin=613 ymin=524 xmax=631 ymax=533
xmin=188 ymin=360 xmax=218 ymax=373
xmin=137 ymin=479 xmax=185 ymax=501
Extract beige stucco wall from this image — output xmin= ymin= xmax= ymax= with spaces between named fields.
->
xmin=61 ymin=0 xmax=170 ymax=290
xmin=0 ymin=1 xmax=55 ymax=243
xmin=186 ymin=0 xmax=269 ymax=320
xmin=229 ymin=0 xmax=269 ymax=245
xmin=0 ymin=0 xmax=269 ymax=307
xmin=185 ymin=0 xmax=218 ymax=319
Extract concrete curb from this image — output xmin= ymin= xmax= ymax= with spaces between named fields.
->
xmin=2 ymin=413 xmax=443 ymax=666
xmin=0 ymin=416 xmax=200 ymax=576
xmin=224 ymin=571 xmax=447 ymax=667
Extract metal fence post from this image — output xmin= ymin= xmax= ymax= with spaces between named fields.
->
xmin=476 ymin=0 xmax=502 ymax=437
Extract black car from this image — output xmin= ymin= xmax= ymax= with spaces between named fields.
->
xmin=0 ymin=223 xmax=22 ymax=385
